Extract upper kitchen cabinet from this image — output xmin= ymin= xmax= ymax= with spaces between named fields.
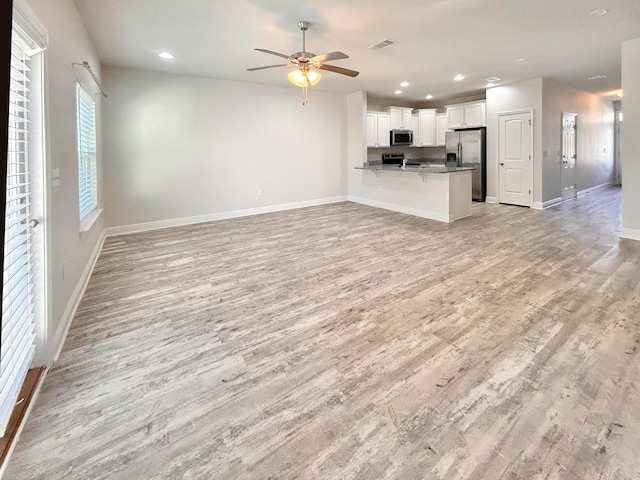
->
xmin=366 ymin=111 xmax=391 ymax=148
xmin=384 ymin=106 xmax=413 ymax=130
xmin=415 ymin=109 xmax=437 ymax=147
xmin=446 ymin=101 xmax=486 ymax=129
xmin=436 ymin=113 xmax=449 ymax=146
xmin=411 ymin=114 xmax=419 ymax=146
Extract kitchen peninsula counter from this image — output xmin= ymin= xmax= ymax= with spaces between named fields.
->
xmin=355 ymin=163 xmax=476 ymax=174
xmin=351 ymin=163 xmax=475 ymax=223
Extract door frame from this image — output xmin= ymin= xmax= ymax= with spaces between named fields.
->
xmin=496 ymin=109 xmax=534 ymax=207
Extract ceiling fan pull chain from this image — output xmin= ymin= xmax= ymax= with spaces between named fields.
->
xmin=302 ymin=84 xmax=309 ymax=105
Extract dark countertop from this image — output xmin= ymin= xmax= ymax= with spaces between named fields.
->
xmin=355 ymin=163 xmax=476 ymax=174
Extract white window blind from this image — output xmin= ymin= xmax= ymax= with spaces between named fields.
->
xmin=1 ymin=30 xmax=37 ymax=436
xmin=76 ymin=85 xmax=97 ymax=221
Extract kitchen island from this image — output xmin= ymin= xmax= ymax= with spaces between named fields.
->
xmin=352 ymin=163 xmax=475 ymax=223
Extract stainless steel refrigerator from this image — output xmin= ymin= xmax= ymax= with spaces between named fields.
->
xmin=445 ymin=128 xmax=486 ymax=201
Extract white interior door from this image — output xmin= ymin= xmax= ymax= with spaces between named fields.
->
xmin=561 ymin=112 xmax=577 ymax=200
xmin=498 ymin=111 xmax=532 ymax=206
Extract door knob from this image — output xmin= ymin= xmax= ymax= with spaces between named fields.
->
xmin=499 ymin=162 xmax=504 ymax=166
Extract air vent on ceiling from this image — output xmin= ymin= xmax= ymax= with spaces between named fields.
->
xmin=369 ymin=39 xmax=395 ymax=50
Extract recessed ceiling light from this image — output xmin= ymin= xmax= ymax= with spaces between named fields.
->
xmin=485 ymin=76 xmax=501 ymax=82
xmin=158 ymin=51 xmax=175 ymax=59
xmin=454 ymin=74 xmax=465 ymax=81
xmin=425 ymin=94 xmax=433 ymax=99
xmin=394 ymin=90 xmax=402 ymax=95
xmin=588 ymin=74 xmax=607 ymax=80
xmin=589 ymin=8 xmax=608 ymax=16
xmin=515 ymin=58 xmax=525 ymax=62
xmin=400 ymin=81 xmax=409 ymax=87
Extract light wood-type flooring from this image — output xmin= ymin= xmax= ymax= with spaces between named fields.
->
xmin=5 ymin=186 xmax=640 ymax=479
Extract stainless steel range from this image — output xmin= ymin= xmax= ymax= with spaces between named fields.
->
xmin=381 ymin=153 xmax=405 ymax=165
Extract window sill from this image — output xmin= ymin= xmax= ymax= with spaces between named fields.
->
xmin=79 ymin=208 xmax=103 ymax=233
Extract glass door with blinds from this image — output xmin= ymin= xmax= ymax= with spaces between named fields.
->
xmin=1 ymin=11 xmax=47 ymax=437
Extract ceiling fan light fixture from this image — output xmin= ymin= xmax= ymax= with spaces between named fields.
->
xmin=288 ymin=69 xmax=321 ymax=87
xmin=307 ymin=70 xmax=321 ymax=86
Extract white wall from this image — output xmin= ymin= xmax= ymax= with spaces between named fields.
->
xmin=101 ymin=66 xmax=348 ymax=231
xmin=621 ymin=37 xmax=640 ymax=240
xmin=486 ymin=77 xmax=614 ymax=206
xmin=25 ymin=0 xmax=105 ymax=363
xmin=486 ymin=78 xmax=543 ymax=203
xmin=541 ymin=78 xmax=614 ymax=200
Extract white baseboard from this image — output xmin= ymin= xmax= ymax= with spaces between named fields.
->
xmin=579 ymin=181 xmax=614 ymax=196
xmin=620 ymin=227 xmax=640 ymax=241
xmin=530 ymin=183 xmax=614 ymax=210
xmin=348 ymin=195 xmax=451 ymax=223
xmin=485 ymin=196 xmax=498 ymax=204
xmin=104 ymin=196 xmax=349 ymax=237
xmin=532 ymin=197 xmax=563 ymax=210
xmin=51 ymin=231 xmax=106 ymax=363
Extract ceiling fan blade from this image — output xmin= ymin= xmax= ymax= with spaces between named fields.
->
xmin=255 ymin=48 xmax=292 ymax=60
xmin=247 ymin=64 xmax=289 ymax=71
xmin=317 ymin=63 xmax=359 ymax=77
xmin=311 ymin=51 xmax=349 ymax=63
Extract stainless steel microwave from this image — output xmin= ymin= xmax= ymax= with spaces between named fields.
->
xmin=390 ymin=129 xmax=413 ymax=146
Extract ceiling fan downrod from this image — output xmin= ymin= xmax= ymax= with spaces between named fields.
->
xmin=298 ymin=21 xmax=310 ymax=54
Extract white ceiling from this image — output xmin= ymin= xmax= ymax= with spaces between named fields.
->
xmin=73 ymin=0 xmax=640 ymax=104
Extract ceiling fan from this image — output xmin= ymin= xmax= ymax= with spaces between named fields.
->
xmin=247 ymin=20 xmax=359 ymax=103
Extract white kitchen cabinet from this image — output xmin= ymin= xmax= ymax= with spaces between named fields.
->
xmin=384 ymin=106 xmax=413 ymax=130
xmin=366 ymin=112 xmax=391 ymax=147
xmin=415 ymin=109 xmax=436 ymax=147
xmin=446 ymin=101 xmax=486 ymax=129
xmin=411 ymin=114 xmax=419 ymax=146
xmin=436 ymin=113 xmax=449 ymax=146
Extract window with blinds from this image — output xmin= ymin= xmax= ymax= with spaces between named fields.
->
xmin=1 ymin=30 xmax=37 ymax=436
xmin=76 ymin=85 xmax=97 ymax=221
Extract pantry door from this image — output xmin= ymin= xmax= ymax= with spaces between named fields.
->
xmin=498 ymin=110 xmax=533 ymax=207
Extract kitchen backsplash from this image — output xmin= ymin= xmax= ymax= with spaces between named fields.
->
xmin=367 ymin=146 xmax=445 ymax=163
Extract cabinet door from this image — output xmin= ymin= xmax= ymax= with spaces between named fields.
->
xmin=366 ymin=113 xmax=377 ymax=147
xmin=447 ymin=105 xmax=465 ymax=129
xmin=418 ymin=110 xmax=436 ymax=146
xmin=464 ymin=102 xmax=486 ymax=127
xmin=376 ymin=113 xmax=391 ymax=147
xmin=401 ymin=109 xmax=412 ymax=129
xmin=388 ymin=107 xmax=412 ymax=129
xmin=411 ymin=115 xmax=419 ymax=146
xmin=436 ymin=113 xmax=449 ymax=146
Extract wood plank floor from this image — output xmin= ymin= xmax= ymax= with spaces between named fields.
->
xmin=5 ymin=186 xmax=640 ymax=480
